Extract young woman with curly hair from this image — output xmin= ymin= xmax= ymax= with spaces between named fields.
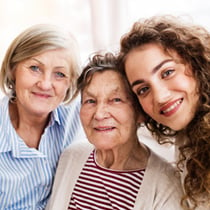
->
xmin=118 ymin=15 xmax=210 ymax=210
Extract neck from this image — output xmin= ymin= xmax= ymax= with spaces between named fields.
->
xmin=9 ymin=101 xmax=49 ymax=148
xmin=95 ymin=141 xmax=149 ymax=170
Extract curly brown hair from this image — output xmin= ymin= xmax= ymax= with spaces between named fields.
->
xmin=118 ymin=15 xmax=210 ymax=209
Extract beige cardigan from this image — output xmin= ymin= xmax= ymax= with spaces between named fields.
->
xmin=46 ymin=141 xmax=183 ymax=210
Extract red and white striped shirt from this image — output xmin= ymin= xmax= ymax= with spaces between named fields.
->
xmin=68 ymin=150 xmax=145 ymax=210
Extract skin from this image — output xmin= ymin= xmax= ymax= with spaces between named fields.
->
xmin=80 ymin=70 xmax=149 ymax=170
xmin=9 ymin=49 xmax=71 ymax=148
xmin=124 ymin=43 xmax=199 ymax=131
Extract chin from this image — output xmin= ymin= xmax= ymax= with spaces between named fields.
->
xmin=96 ymin=145 xmax=114 ymax=151
xmin=168 ymin=123 xmax=186 ymax=131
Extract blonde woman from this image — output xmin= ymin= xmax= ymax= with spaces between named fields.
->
xmin=0 ymin=24 xmax=84 ymax=209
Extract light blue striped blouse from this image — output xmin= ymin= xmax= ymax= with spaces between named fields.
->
xmin=0 ymin=96 xmax=85 ymax=209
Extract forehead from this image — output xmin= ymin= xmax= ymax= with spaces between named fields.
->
xmin=20 ymin=49 xmax=71 ymax=67
xmin=125 ymin=44 xmax=184 ymax=76
xmin=83 ymin=70 xmax=127 ymax=94
xmin=126 ymin=43 xmax=182 ymax=62
xmin=34 ymin=48 xmax=71 ymax=60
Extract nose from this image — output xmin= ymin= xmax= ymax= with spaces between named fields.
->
xmin=152 ymin=83 xmax=171 ymax=104
xmin=94 ymin=103 xmax=110 ymax=120
xmin=37 ymin=74 xmax=53 ymax=90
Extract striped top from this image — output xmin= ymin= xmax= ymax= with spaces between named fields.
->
xmin=68 ymin=150 xmax=145 ymax=210
xmin=0 ymin=96 xmax=84 ymax=210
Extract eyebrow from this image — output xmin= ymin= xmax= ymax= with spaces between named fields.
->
xmin=131 ymin=59 xmax=173 ymax=88
xmin=83 ymin=86 xmax=121 ymax=97
xmin=29 ymin=58 xmax=43 ymax=65
xmin=31 ymin=58 xmax=67 ymax=69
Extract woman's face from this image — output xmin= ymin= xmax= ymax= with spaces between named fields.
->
xmin=124 ymin=43 xmax=199 ymax=131
xmin=80 ymin=70 xmax=139 ymax=150
xmin=14 ymin=49 xmax=71 ymax=118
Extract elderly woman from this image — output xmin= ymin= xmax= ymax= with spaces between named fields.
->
xmin=47 ymin=52 xmax=183 ymax=210
xmin=0 ymin=24 xmax=84 ymax=209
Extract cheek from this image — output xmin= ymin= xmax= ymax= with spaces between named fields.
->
xmin=187 ymin=78 xmax=198 ymax=96
xmin=122 ymin=107 xmax=139 ymax=126
xmin=80 ymin=108 xmax=91 ymax=126
xmin=63 ymin=79 xmax=70 ymax=89
xmin=138 ymin=98 xmax=153 ymax=116
xmin=176 ymin=75 xmax=198 ymax=99
xmin=15 ymin=77 xmax=32 ymax=93
xmin=55 ymin=81 xmax=70 ymax=96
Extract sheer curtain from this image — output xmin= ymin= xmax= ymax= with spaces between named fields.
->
xmin=0 ymin=0 xmax=209 ymax=64
xmin=89 ymin=0 xmax=127 ymax=52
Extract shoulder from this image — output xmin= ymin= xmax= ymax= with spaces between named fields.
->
xmin=148 ymin=149 xmax=179 ymax=179
xmin=143 ymin=148 xmax=183 ymax=194
xmin=51 ymin=140 xmax=93 ymax=191
xmin=58 ymin=140 xmax=93 ymax=165
xmin=51 ymin=140 xmax=93 ymax=185
xmin=46 ymin=140 xmax=93 ymax=210
xmin=62 ymin=140 xmax=92 ymax=153
xmin=139 ymin=148 xmax=183 ymax=209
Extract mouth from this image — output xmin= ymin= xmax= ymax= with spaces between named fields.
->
xmin=33 ymin=92 xmax=51 ymax=98
xmin=160 ymin=98 xmax=183 ymax=116
xmin=94 ymin=126 xmax=115 ymax=132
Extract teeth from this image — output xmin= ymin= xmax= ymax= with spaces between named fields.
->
xmin=162 ymin=99 xmax=182 ymax=113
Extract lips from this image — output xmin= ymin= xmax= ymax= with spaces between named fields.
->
xmin=33 ymin=92 xmax=51 ymax=98
xmin=94 ymin=126 xmax=115 ymax=131
xmin=160 ymin=98 xmax=183 ymax=116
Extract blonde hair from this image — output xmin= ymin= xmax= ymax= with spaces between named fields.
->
xmin=0 ymin=24 xmax=81 ymax=103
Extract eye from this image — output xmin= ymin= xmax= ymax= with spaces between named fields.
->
xmin=55 ymin=71 xmax=66 ymax=78
xmin=83 ymin=99 xmax=95 ymax=104
xmin=112 ymin=98 xmax=122 ymax=102
xmin=30 ymin=65 xmax=40 ymax=72
xmin=162 ymin=69 xmax=174 ymax=78
xmin=136 ymin=86 xmax=149 ymax=96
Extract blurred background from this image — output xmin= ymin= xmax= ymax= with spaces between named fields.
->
xmin=0 ymin=0 xmax=209 ymax=161
xmin=0 ymin=0 xmax=209 ymax=64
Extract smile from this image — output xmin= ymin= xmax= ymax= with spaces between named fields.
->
xmin=160 ymin=98 xmax=183 ymax=115
xmin=33 ymin=92 xmax=51 ymax=98
xmin=95 ymin=127 xmax=115 ymax=131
